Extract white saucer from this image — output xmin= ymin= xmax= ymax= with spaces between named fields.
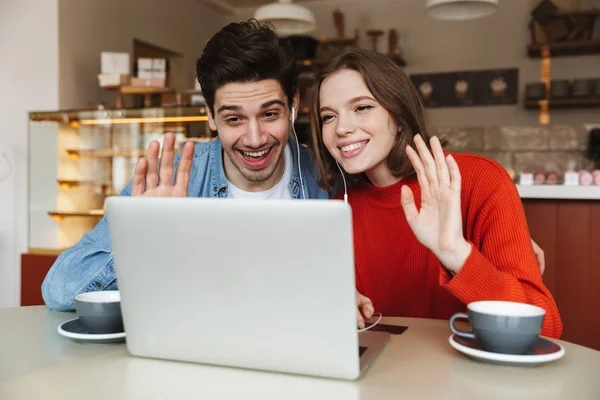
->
xmin=58 ymin=318 xmax=126 ymax=344
xmin=449 ymin=334 xmax=565 ymax=366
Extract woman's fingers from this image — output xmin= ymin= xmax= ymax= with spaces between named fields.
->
xmin=446 ymin=154 xmax=461 ymax=194
xmin=406 ymin=143 xmax=431 ymax=200
xmin=430 ymin=136 xmax=450 ymax=188
xmin=414 ymin=134 xmax=439 ymax=189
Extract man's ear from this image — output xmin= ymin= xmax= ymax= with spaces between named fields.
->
xmin=206 ymin=107 xmax=217 ymax=131
xmin=292 ymin=89 xmax=300 ymax=119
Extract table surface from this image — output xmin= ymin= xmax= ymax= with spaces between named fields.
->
xmin=1 ymin=306 xmax=599 ymax=400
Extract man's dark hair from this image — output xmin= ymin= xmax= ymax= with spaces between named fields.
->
xmin=196 ymin=19 xmax=298 ymax=116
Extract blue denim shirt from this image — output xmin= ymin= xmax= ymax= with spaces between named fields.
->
xmin=41 ymin=137 xmax=329 ymax=311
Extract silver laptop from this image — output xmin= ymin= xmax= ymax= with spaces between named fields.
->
xmin=106 ymin=197 xmax=389 ymax=380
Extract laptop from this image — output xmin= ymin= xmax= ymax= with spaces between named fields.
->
xmin=106 ymin=197 xmax=390 ymax=380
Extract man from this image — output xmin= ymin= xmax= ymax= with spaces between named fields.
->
xmin=42 ymin=20 xmax=547 ymax=322
xmin=41 ymin=20 xmax=328 ymax=311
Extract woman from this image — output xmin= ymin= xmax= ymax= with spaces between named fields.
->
xmin=309 ymin=48 xmax=562 ymax=338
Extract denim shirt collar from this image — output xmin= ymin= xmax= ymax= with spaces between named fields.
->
xmin=208 ymin=136 xmax=306 ymax=199
xmin=210 ymin=137 xmax=229 ymax=197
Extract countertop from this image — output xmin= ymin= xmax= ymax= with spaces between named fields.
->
xmin=516 ymin=185 xmax=600 ymax=200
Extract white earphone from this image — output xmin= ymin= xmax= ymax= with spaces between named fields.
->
xmin=289 ymin=108 xmax=347 ymax=203
xmin=336 ymin=161 xmax=348 ymax=204
xmin=290 ymin=108 xmax=306 ymax=200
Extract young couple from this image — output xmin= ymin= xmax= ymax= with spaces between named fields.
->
xmin=42 ymin=20 xmax=561 ymax=338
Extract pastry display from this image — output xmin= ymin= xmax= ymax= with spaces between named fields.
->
xmin=593 ymin=170 xmax=600 ymax=185
xmin=579 ymin=170 xmax=593 ymax=185
xmin=545 ymin=171 xmax=559 ymax=184
xmin=534 ymin=171 xmax=546 ymax=185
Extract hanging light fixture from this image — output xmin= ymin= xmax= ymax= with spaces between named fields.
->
xmin=254 ymin=0 xmax=316 ymax=36
xmin=426 ymin=0 xmax=499 ymax=21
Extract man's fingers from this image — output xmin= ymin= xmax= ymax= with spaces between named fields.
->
xmin=174 ymin=141 xmax=194 ymax=192
xmin=132 ymin=158 xmax=147 ymax=196
xmin=159 ymin=133 xmax=176 ymax=186
xmin=531 ymin=239 xmax=546 ymax=275
xmin=145 ymin=141 xmax=160 ymax=188
xmin=538 ymin=252 xmax=546 ymax=275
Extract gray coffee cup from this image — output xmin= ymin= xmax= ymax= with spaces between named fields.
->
xmin=449 ymin=301 xmax=545 ymax=355
xmin=74 ymin=290 xmax=124 ymax=334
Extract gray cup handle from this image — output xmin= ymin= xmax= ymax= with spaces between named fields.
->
xmin=449 ymin=313 xmax=476 ymax=340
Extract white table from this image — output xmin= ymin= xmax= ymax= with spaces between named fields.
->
xmin=1 ymin=306 xmax=599 ymax=399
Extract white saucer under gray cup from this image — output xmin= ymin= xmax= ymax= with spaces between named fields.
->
xmin=74 ymin=291 xmax=124 ymax=334
xmin=449 ymin=301 xmax=546 ymax=355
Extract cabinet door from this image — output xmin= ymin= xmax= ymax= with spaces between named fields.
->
xmin=21 ymin=253 xmax=58 ymax=306
xmin=524 ymin=200 xmax=600 ymax=351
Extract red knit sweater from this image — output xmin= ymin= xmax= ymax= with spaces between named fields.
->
xmin=343 ymin=153 xmax=563 ymax=338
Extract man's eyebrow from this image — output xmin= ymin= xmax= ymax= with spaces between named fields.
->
xmin=216 ymin=100 xmax=286 ymax=114
xmin=260 ymin=100 xmax=286 ymax=109
xmin=217 ymin=105 xmax=241 ymax=113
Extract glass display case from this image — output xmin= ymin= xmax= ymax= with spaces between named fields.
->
xmin=28 ymin=106 xmax=211 ymax=253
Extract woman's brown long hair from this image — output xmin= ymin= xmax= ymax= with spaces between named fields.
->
xmin=309 ymin=47 xmax=432 ymax=193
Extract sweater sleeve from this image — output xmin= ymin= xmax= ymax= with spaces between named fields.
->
xmin=441 ymin=179 xmax=563 ymax=339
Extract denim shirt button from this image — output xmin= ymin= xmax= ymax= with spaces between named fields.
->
xmin=95 ymin=281 xmax=102 ymax=288
xmin=213 ymin=186 xmax=217 ymax=192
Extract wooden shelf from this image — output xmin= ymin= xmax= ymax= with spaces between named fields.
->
xmin=524 ymin=96 xmax=600 ymax=109
xmin=296 ymin=53 xmax=406 ymax=72
xmin=65 ymin=147 xmax=189 ymax=159
xmin=29 ymin=106 xmax=208 ymax=124
xmin=119 ymin=86 xmax=173 ymax=95
xmin=48 ymin=211 xmax=105 ymax=221
xmin=57 ymin=179 xmax=112 ymax=188
xmin=527 ymin=39 xmax=600 ymax=57
xmin=57 ymin=180 xmax=113 ymax=194
xmin=63 ymin=139 xmax=212 ymax=159
xmin=66 ymin=148 xmax=147 ymax=158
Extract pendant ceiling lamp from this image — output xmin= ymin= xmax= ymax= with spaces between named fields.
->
xmin=254 ymin=0 xmax=316 ymax=36
xmin=426 ymin=0 xmax=499 ymax=21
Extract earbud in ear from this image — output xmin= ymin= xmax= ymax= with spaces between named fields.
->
xmin=291 ymin=108 xmax=296 ymax=124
